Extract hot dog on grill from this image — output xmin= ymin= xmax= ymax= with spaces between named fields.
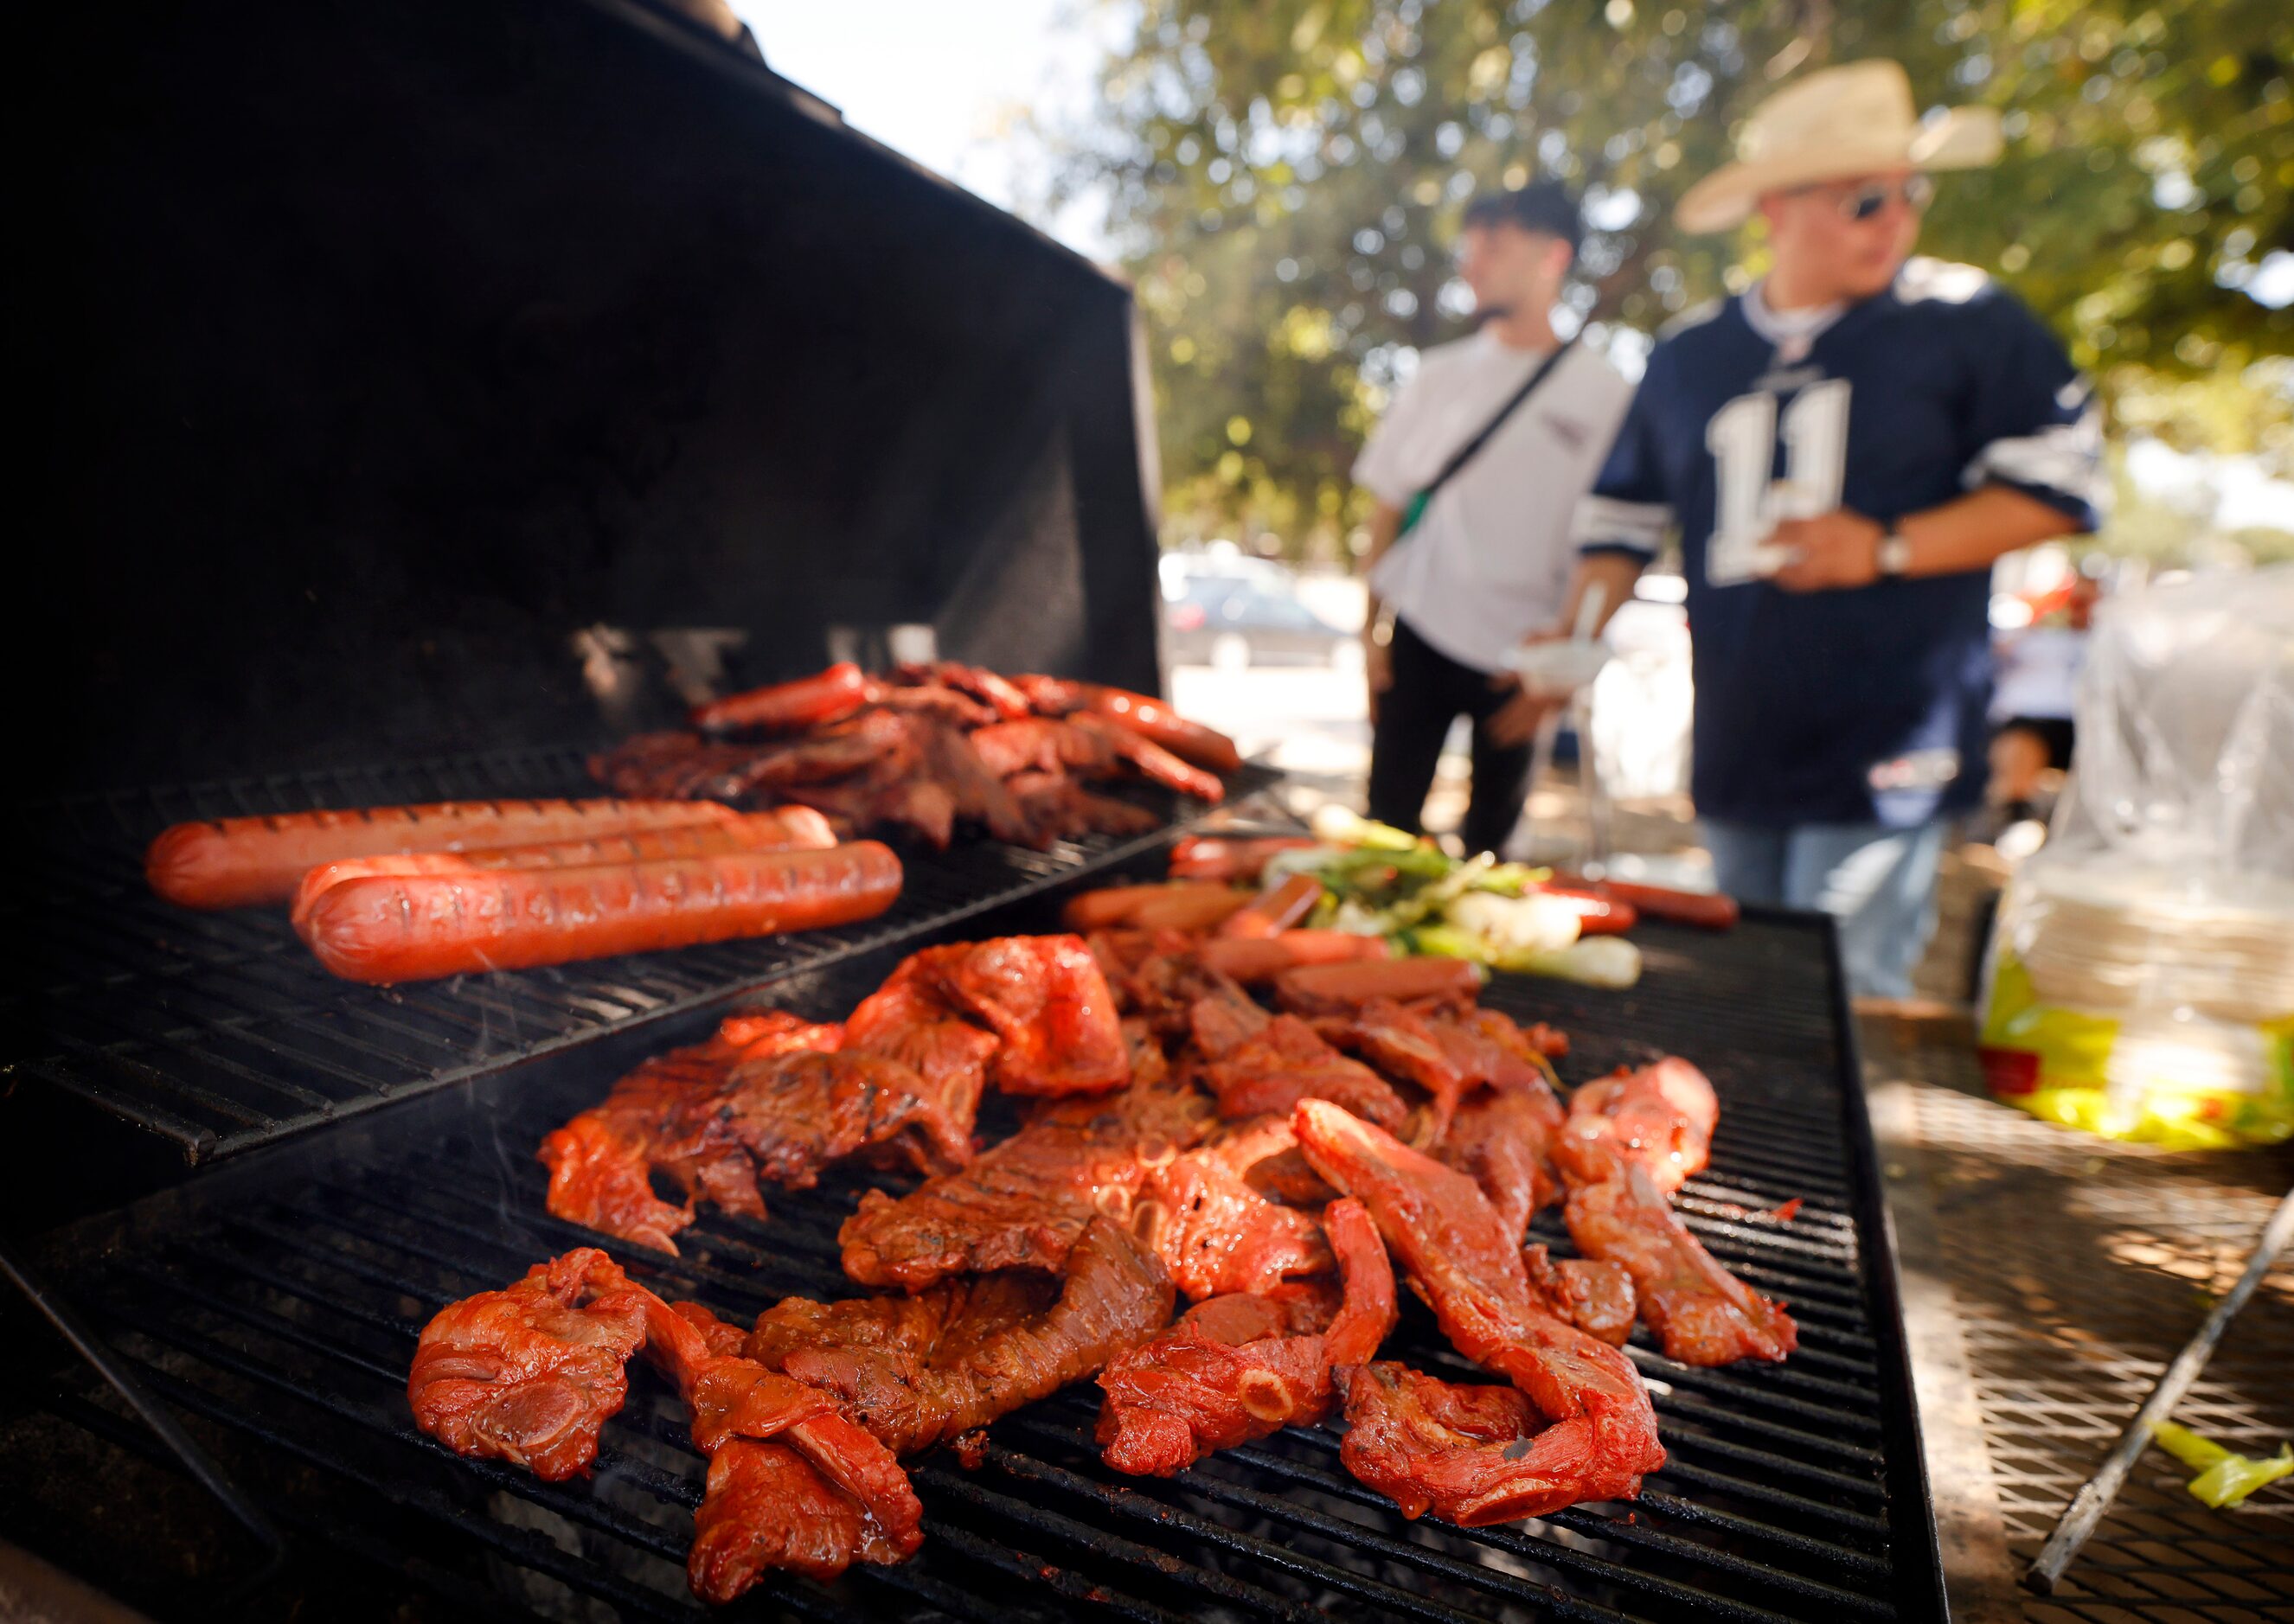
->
xmin=1078 ymin=686 xmax=1244 ymax=774
xmin=1215 ymin=873 xmax=1326 ymax=939
xmin=690 ymin=662 xmax=870 ymax=735
xmin=1272 ymin=956 xmax=1487 ymax=1012
xmin=287 ymin=809 xmax=836 ymax=930
xmin=1165 ymin=835 xmax=1317 ymax=884
xmin=1194 ymin=930 xmax=1391 ymax=982
xmin=297 ymin=843 xmax=903 ymax=984
xmin=1553 ymin=875 xmax=1740 ymax=930
xmin=1532 ymin=885 xmax=1640 ymax=936
xmin=1009 ymin=675 xmax=1244 ymax=773
xmin=1060 ymin=882 xmax=1250 ymax=934
xmin=146 ymin=799 xmax=740 ymax=911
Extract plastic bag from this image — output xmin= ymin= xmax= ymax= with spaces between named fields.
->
xmin=1978 ymin=566 xmax=2294 ymax=1147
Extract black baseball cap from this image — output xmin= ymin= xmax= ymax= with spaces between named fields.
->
xmin=1462 ymin=182 xmax=1584 ymax=254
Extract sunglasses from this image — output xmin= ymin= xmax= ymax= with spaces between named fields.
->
xmin=1808 ymin=174 xmax=1936 ymax=221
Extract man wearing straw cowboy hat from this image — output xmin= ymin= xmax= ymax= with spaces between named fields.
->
xmin=1546 ymin=60 xmax=2104 ymax=1000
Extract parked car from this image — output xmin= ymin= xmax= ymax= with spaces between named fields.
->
xmin=1162 ymin=557 xmax=1356 ymax=669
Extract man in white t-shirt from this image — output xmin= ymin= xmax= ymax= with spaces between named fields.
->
xmin=1354 ymin=182 xmax=1634 ymax=854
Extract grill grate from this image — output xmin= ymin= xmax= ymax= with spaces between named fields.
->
xmin=1 ymin=745 xmax=1271 ymax=1163
xmin=8 ymin=905 xmax=1945 ymax=1622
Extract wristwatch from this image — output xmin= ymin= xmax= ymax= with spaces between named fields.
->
xmin=1876 ymin=532 xmax=1913 ymax=580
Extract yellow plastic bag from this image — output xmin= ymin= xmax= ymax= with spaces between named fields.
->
xmin=1979 ymin=947 xmax=2294 ymax=1149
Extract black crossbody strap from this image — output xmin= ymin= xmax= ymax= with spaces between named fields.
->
xmin=1416 ymin=336 xmax=1577 ymax=507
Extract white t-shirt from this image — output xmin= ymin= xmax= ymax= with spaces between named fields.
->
xmin=1354 ymin=331 xmax=1634 ymax=673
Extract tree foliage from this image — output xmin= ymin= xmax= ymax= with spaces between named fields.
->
xmin=1046 ymin=0 xmax=2292 ymax=553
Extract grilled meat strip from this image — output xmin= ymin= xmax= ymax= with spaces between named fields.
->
xmin=1437 ymin=1076 xmax=1568 ymax=1245
xmin=1188 ymin=985 xmax=1413 ymax=1132
xmin=409 ymin=1250 xmax=923 ymax=1600
xmin=1293 ymin=1100 xmax=1665 ymax=1519
xmin=907 ymin=715 xmax=1038 ymax=847
xmin=1097 ymin=1197 xmax=1396 ymax=1476
xmin=1138 ymin=1116 xmax=1335 ymax=1300
xmin=702 ymin=1048 xmax=977 ymax=1195
xmin=935 ymin=935 xmax=1131 ymax=1097
xmin=843 ymin=947 xmax=1001 ymax=1138
xmin=1566 ymin=1057 xmax=1718 ymax=1195
xmin=1312 ymin=1000 xmax=1566 ymax=1150
xmin=1554 ymin=1126 xmax=1797 ymax=1366
xmin=763 ymin=1217 xmax=1172 ymax=1456
xmin=1522 ymin=1244 xmax=1638 ymax=1347
xmin=1003 ymin=771 xmax=1162 ymax=841
xmin=537 ymin=1013 xmax=843 ymax=1253
xmin=1338 ymin=1363 xmax=1564 ymax=1527
xmin=539 ymin=1013 xmax=973 ymax=1250
xmin=888 ymin=661 xmax=1033 ymax=720
xmin=969 ymin=714 xmax=1224 ymax=803
xmin=742 ymin=1272 xmax=1060 ymax=1377
xmin=408 ymin=1249 xmax=650 ymax=1481
xmin=839 ymin=1077 xmax=1214 ymax=1290
xmin=638 ymin=1279 xmax=923 ymax=1598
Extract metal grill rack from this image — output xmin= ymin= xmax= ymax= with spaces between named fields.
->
xmin=2 ymin=745 xmax=1268 ymax=1163
xmin=9 ymin=906 xmax=1945 ymax=1622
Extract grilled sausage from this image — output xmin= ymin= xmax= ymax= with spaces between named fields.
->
xmin=1060 ymin=882 xmax=1249 ymax=934
xmin=1532 ymin=885 xmax=1640 ymax=936
xmin=1079 ymin=685 xmax=1244 ymax=773
xmin=146 ymin=799 xmax=739 ymax=911
xmin=1215 ymin=873 xmax=1325 ymax=939
xmin=689 ymin=662 xmax=870 ymax=735
xmin=1554 ymin=875 xmax=1739 ymax=930
xmin=1272 ymin=956 xmax=1487 ymax=1012
xmin=1194 ymin=930 xmax=1391 ymax=983
xmin=298 ymin=843 xmax=903 ymax=984
xmin=287 ymin=809 xmax=837 ymax=930
xmin=1166 ymin=835 xmax=1317 ymax=884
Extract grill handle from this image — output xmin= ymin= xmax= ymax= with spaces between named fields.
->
xmin=3 ymin=1244 xmax=289 ymax=1614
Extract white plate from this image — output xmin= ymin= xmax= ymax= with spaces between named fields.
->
xmin=1508 ymin=640 xmax=1610 ymax=694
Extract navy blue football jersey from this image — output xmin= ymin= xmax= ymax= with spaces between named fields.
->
xmin=1575 ymin=259 xmax=2101 ymax=828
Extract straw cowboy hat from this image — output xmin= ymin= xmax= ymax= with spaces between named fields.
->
xmin=1676 ymin=61 xmax=2002 ymax=233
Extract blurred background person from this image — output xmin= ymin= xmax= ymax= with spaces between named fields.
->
xmin=1353 ymin=183 xmax=1633 ymax=854
xmin=1984 ymin=562 xmax=2105 ymax=829
xmin=1556 ymin=61 xmax=2105 ymax=999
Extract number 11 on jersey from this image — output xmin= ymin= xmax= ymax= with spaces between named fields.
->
xmin=1705 ymin=380 xmax=1852 ymax=586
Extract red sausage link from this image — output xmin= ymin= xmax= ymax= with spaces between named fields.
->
xmin=1194 ymin=930 xmax=1391 ymax=983
xmin=1078 ymin=685 xmax=1244 ymax=774
xmin=1166 ymin=835 xmax=1317 ymax=884
xmin=1556 ymin=875 xmax=1739 ymax=930
xmin=298 ymin=843 xmax=904 ymax=984
xmin=1060 ymin=882 xmax=1248 ymax=934
xmin=1273 ymin=956 xmax=1486 ymax=1012
xmin=1216 ymin=873 xmax=1325 ymax=939
xmin=1533 ymin=885 xmax=1641 ymax=936
xmin=689 ymin=662 xmax=870 ymax=735
xmin=287 ymin=809 xmax=836 ymax=930
xmin=146 ymin=799 xmax=738 ymax=911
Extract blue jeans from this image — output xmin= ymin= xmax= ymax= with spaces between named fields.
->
xmin=1701 ymin=817 xmax=1948 ymax=1000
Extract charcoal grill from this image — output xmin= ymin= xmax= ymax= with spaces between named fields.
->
xmin=3 ymin=859 xmax=1947 ymax=1623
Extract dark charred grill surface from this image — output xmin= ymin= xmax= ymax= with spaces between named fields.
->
xmin=6 ymin=901 xmax=1943 ymax=1623
xmin=2 ymin=746 xmax=1266 ymax=1165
